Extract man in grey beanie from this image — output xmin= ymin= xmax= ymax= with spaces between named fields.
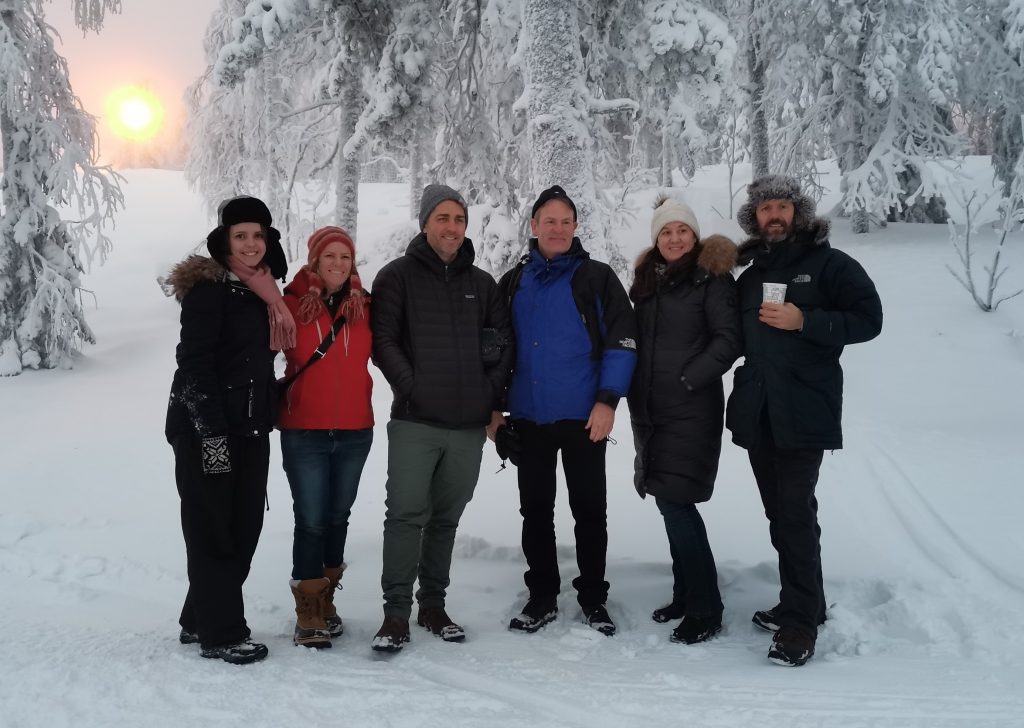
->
xmin=727 ymin=175 xmax=882 ymax=666
xmin=369 ymin=184 xmax=513 ymax=652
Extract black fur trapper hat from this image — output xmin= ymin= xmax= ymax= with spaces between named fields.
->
xmin=205 ymin=195 xmax=288 ymax=280
xmin=736 ymin=175 xmax=817 ymax=237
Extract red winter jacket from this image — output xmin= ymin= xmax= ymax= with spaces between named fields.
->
xmin=278 ymin=269 xmax=374 ymax=431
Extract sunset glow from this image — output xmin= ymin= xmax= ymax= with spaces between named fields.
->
xmin=105 ymin=86 xmax=165 ymax=141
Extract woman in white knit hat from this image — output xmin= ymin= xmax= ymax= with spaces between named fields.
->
xmin=627 ymin=194 xmax=742 ymax=645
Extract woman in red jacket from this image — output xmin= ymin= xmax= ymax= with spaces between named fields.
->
xmin=279 ymin=226 xmax=373 ymax=648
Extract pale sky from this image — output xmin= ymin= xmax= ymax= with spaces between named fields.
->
xmin=47 ymin=0 xmax=215 ymax=162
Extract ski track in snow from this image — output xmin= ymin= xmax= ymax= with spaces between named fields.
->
xmin=864 ymin=439 xmax=1024 ymax=595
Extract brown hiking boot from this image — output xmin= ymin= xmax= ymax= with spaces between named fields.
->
xmin=371 ymin=616 xmax=410 ymax=652
xmin=416 ymin=606 xmax=466 ymax=642
xmin=768 ymin=625 xmax=816 ymax=666
xmin=290 ymin=578 xmax=332 ymax=648
xmin=323 ymin=564 xmax=345 ymax=637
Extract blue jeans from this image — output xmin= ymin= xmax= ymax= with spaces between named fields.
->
xmin=655 ymin=497 xmax=723 ymax=618
xmin=281 ymin=428 xmax=373 ymax=580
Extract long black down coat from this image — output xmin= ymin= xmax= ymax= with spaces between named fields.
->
xmin=164 ymin=256 xmax=278 ymax=442
xmin=628 ymin=235 xmax=743 ymax=505
xmin=725 ymin=219 xmax=883 ymax=451
xmin=371 ymin=233 xmax=514 ymax=429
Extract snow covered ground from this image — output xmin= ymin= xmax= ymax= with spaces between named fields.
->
xmin=2 ymin=168 xmax=1023 ymax=728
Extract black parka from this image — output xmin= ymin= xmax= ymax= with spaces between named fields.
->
xmin=371 ymin=233 xmax=513 ymax=429
xmin=164 ymin=256 xmax=278 ymax=443
xmin=628 ymin=236 xmax=742 ymax=505
xmin=725 ymin=220 xmax=883 ymax=450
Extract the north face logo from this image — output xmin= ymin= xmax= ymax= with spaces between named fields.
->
xmin=620 ymin=337 xmax=637 ymax=350
xmin=792 ymin=274 xmax=811 ymax=283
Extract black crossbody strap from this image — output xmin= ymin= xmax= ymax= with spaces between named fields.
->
xmin=279 ymin=314 xmax=347 ymax=392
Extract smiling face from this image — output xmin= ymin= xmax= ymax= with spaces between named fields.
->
xmin=531 ymin=199 xmax=578 ymax=259
xmin=656 ymin=222 xmax=697 ymax=263
xmin=315 ymin=241 xmax=353 ymax=293
xmin=423 ymin=200 xmax=467 ymax=264
xmin=755 ymin=199 xmax=795 ymax=243
xmin=227 ymin=222 xmax=266 ymax=265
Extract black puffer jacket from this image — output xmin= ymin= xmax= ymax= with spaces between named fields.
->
xmin=628 ymin=236 xmax=742 ymax=504
xmin=371 ymin=233 xmax=513 ymax=429
xmin=726 ymin=219 xmax=883 ymax=450
xmin=164 ymin=256 xmax=278 ymax=442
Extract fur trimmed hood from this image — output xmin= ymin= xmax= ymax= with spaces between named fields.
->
xmin=160 ymin=255 xmax=226 ymax=301
xmin=696 ymin=234 xmax=737 ymax=275
xmin=736 ymin=217 xmax=832 ymax=266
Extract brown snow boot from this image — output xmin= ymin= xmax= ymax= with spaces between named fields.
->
xmin=290 ymin=578 xmax=332 ymax=648
xmin=323 ymin=564 xmax=346 ymax=637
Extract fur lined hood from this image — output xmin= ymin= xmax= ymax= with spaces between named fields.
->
xmin=695 ymin=234 xmax=738 ymax=275
xmin=161 ymin=255 xmax=227 ymax=302
xmin=736 ymin=217 xmax=831 ymax=266
xmin=633 ymin=233 xmax=737 ymax=277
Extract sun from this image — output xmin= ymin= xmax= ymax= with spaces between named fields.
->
xmin=105 ymin=86 xmax=165 ymax=141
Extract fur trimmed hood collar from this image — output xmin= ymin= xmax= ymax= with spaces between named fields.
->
xmin=695 ymin=234 xmax=738 ymax=276
xmin=161 ymin=255 xmax=226 ymax=301
xmin=736 ymin=217 xmax=831 ymax=267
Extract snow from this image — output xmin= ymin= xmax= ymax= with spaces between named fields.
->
xmin=2 ymin=167 xmax=1024 ymax=727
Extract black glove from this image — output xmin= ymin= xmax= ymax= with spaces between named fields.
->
xmin=495 ymin=424 xmax=522 ymax=467
xmin=201 ymin=436 xmax=232 ymax=475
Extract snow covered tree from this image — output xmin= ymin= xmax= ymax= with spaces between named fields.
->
xmin=622 ymin=0 xmax=736 ymax=187
xmin=515 ymin=0 xmax=637 ymax=271
xmin=0 ymin=0 xmax=124 ymax=375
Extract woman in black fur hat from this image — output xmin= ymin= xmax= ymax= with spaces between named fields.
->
xmin=162 ymin=196 xmax=292 ymax=665
xmin=628 ymin=195 xmax=742 ymax=645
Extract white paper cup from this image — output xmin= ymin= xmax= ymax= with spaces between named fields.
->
xmin=762 ymin=282 xmax=787 ymax=303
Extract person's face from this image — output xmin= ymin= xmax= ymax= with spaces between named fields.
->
xmin=755 ymin=199 xmax=795 ymax=242
xmin=530 ymin=199 xmax=577 ymax=259
xmin=227 ymin=222 xmax=266 ymax=264
xmin=656 ymin=222 xmax=697 ymax=263
xmin=315 ymin=241 xmax=352 ymax=293
xmin=423 ymin=200 xmax=467 ymax=264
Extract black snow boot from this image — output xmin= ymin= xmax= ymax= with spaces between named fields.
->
xmin=768 ymin=625 xmax=816 ymax=667
xmin=509 ymin=597 xmax=558 ymax=633
xmin=581 ymin=603 xmax=616 ymax=636
xmin=669 ymin=613 xmax=722 ymax=645
xmin=752 ymin=604 xmax=782 ymax=633
xmin=652 ymin=598 xmax=686 ymax=624
xmin=200 ymin=638 xmax=269 ymax=665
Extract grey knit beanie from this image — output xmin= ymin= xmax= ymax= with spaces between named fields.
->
xmin=419 ymin=184 xmax=468 ymax=230
xmin=736 ymin=175 xmax=817 ymax=236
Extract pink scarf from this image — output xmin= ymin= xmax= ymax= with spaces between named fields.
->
xmin=227 ymin=256 xmax=297 ymax=351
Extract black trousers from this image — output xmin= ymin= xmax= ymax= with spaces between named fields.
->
xmin=173 ymin=434 xmax=268 ymax=648
xmin=515 ymin=419 xmax=609 ymax=607
xmin=748 ymin=415 xmax=826 ymax=632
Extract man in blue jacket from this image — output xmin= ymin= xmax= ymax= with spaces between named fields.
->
xmin=495 ymin=186 xmax=637 ymax=636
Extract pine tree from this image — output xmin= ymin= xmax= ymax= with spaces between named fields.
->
xmin=0 ymin=0 xmax=124 ymax=375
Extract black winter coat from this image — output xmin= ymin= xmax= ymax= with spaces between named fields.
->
xmin=164 ymin=256 xmax=278 ymax=443
xmin=628 ymin=236 xmax=742 ymax=505
xmin=726 ymin=220 xmax=883 ymax=450
xmin=371 ymin=233 xmax=514 ymax=429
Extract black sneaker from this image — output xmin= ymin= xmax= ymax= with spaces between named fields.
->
xmin=200 ymin=638 xmax=269 ymax=665
xmin=651 ymin=599 xmax=686 ymax=624
xmin=669 ymin=614 xmax=722 ymax=645
xmin=752 ymin=604 xmax=781 ymax=633
xmin=509 ymin=597 xmax=558 ymax=633
xmin=178 ymin=629 xmax=199 ymax=645
xmin=768 ymin=625 xmax=816 ymax=666
xmin=581 ymin=604 xmax=616 ymax=636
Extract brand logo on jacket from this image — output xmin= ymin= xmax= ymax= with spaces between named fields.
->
xmin=465 ymin=294 xmax=476 ymax=300
xmin=620 ymin=337 xmax=637 ymax=350
xmin=792 ymin=274 xmax=811 ymax=283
